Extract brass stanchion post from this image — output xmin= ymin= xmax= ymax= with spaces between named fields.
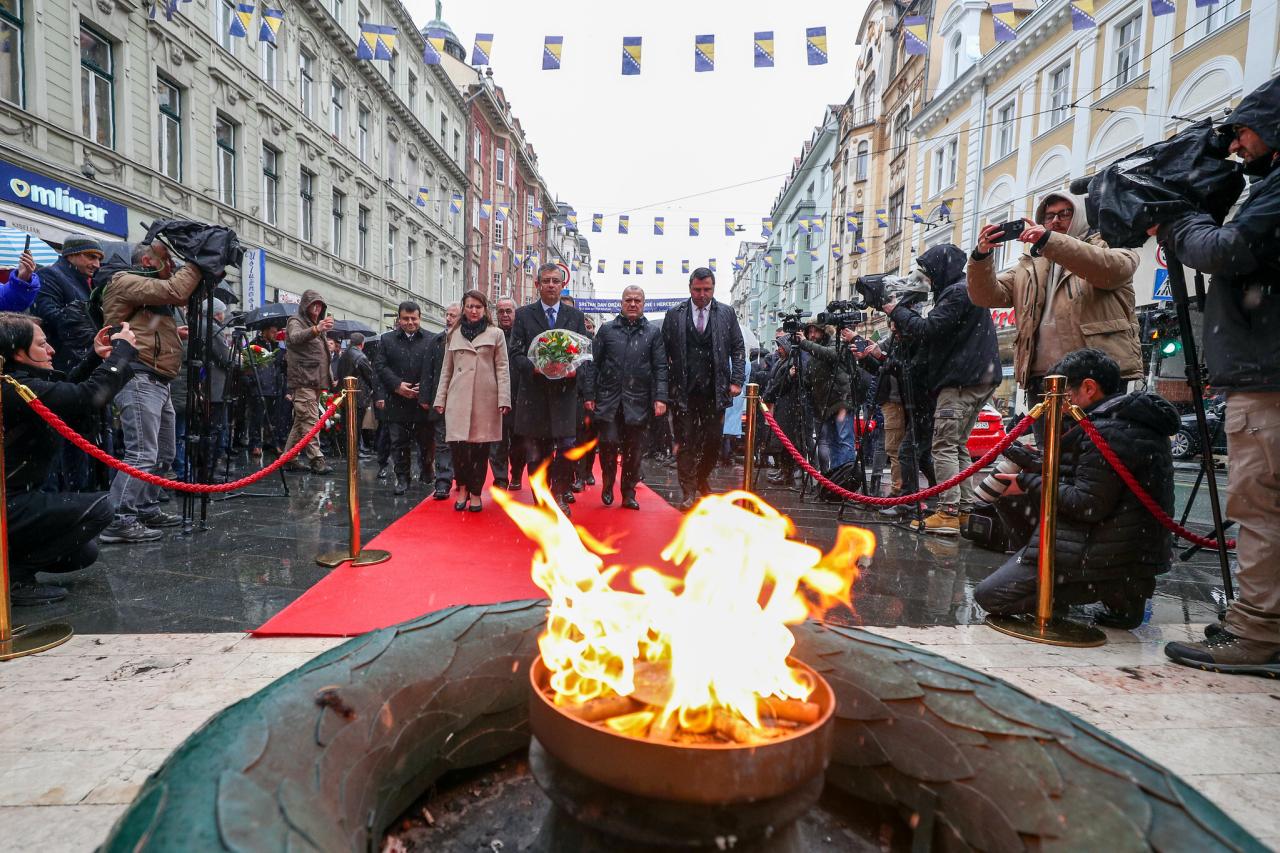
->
xmin=985 ymin=375 xmax=1106 ymax=647
xmin=316 ymin=377 xmax=391 ymax=568
xmin=743 ymin=383 xmax=760 ymax=492
xmin=0 ymin=357 xmax=74 ymax=661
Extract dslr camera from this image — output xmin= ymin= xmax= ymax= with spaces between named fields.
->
xmin=778 ymin=308 xmax=810 ymax=336
xmin=817 ymin=299 xmax=866 ymax=329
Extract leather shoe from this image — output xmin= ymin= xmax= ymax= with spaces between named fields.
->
xmin=377 ymin=466 xmax=389 ymax=480
xmin=677 ymin=496 xmax=696 ymax=511
xmin=563 ymin=491 xmax=576 ymax=505
xmin=584 ymin=474 xmax=596 ymax=486
xmin=454 ymin=498 xmax=467 ymax=511
xmin=10 ymin=580 xmax=67 ymax=606
xmin=601 ymin=489 xmax=614 ymax=507
xmin=622 ymin=496 xmax=640 ymax=510
xmin=507 ymin=481 xmax=522 ymax=491
xmin=557 ymin=500 xmax=572 ymax=518
xmin=468 ymin=498 xmax=483 ymax=513
xmin=433 ymin=486 xmax=450 ymax=500
xmin=571 ymin=479 xmax=585 ymax=494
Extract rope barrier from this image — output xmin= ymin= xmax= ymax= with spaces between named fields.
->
xmin=3 ymin=374 xmax=346 ymax=494
xmin=759 ymin=401 xmax=1039 ymax=506
xmin=1073 ymin=412 xmax=1236 ymax=551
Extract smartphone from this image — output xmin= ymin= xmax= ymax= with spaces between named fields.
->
xmin=22 ymin=234 xmax=30 ymax=253
xmin=990 ymin=220 xmax=1026 ymax=243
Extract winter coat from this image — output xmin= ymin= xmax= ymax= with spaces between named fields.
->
xmin=0 ymin=270 xmax=39 ymax=312
xmin=101 ymin=263 xmax=204 ymax=380
xmin=33 ymin=257 xmax=98 ymax=373
xmin=3 ymin=340 xmax=135 ymax=494
xmin=889 ymin=244 xmax=1002 ymax=394
xmin=762 ymin=341 xmax=809 ymax=450
xmin=1158 ymin=76 xmax=1280 ymax=392
xmin=876 ymin=323 xmax=930 ymax=413
xmin=1014 ymin=391 xmax=1178 ymax=583
xmin=795 ymin=335 xmax=855 ymax=418
xmin=334 ymin=345 xmax=374 ymax=407
xmin=509 ymin=300 xmax=590 ymax=439
xmin=433 ymin=324 xmax=511 ymax=443
xmin=967 ymin=189 xmax=1142 ymax=387
xmin=592 ymin=315 xmax=669 ymax=426
xmin=499 ymin=326 xmax=520 ymax=430
xmin=284 ymin=289 xmax=331 ymax=391
xmin=661 ymin=299 xmax=746 ymax=412
xmin=373 ymin=327 xmax=430 ymax=425
xmin=417 ymin=330 xmax=448 ymax=423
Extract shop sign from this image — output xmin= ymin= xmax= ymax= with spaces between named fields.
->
xmin=0 ymin=160 xmax=128 ymax=236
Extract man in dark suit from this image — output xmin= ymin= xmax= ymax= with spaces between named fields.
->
xmin=509 ymin=263 xmax=591 ymax=515
xmin=662 ymin=267 xmax=746 ymax=510
xmin=373 ymin=301 xmax=433 ymax=496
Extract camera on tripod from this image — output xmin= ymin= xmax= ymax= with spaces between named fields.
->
xmin=778 ymin=308 xmax=810 ymax=337
xmin=817 ymin=299 xmax=866 ymax=329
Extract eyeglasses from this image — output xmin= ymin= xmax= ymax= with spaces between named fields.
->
xmin=1043 ymin=210 xmax=1074 ymax=222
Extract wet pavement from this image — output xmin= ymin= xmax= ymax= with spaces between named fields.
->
xmin=15 ymin=450 xmax=1232 ymax=635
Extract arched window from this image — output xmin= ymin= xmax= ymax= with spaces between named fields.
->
xmin=947 ymin=33 xmax=963 ymax=84
xmin=860 ymin=74 xmax=877 ymax=122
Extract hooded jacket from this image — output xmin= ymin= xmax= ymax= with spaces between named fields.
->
xmin=285 ymin=289 xmax=332 ymax=391
xmin=1158 ymin=75 xmax=1280 ymax=391
xmin=889 ymin=244 xmax=1002 ymax=393
xmin=101 ymin=262 xmax=204 ymax=380
xmin=1014 ymin=391 xmax=1178 ymax=583
xmin=35 ymin=257 xmax=106 ymax=373
xmin=967 ymin=189 xmax=1142 ymax=387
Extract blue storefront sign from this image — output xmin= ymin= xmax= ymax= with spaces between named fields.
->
xmin=0 ymin=160 xmax=128 ymax=236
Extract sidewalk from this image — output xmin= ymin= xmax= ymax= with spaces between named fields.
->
xmin=1 ymin=625 xmax=1276 ymax=851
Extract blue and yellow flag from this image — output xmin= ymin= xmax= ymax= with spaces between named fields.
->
xmin=543 ymin=36 xmax=563 ymax=70
xmin=450 ymin=193 xmax=463 ymax=214
xmin=763 ymin=254 xmax=775 ymax=269
xmin=695 ymin=35 xmax=715 ymax=72
xmin=797 ymin=219 xmax=811 ymax=235
xmin=1195 ymin=0 xmax=1221 ymax=7
xmin=229 ymin=2 xmax=253 ymax=38
xmin=682 ymin=260 xmax=691 ymax=274
xmin=785 ymin=250 xmax=797 ymax=265
xmin=724 ymin=218 xmax=735 ymax=236
xmin=991 ymin=3 xmax=1018 ymax=42
xmin=806 ymin=27 xmax=828 ymax=66
xmin=567 ymin=211 xmax=578 ymax=229
xmin=904 ymin=16 xmax=929 ymax=55
xmin=654 ymin=216 xmax=665 ymax=235
xmin=807 ymin=248 xmax=820 ymax=262
xmin=656 ymin=260 xmax=664 ymax=274
xmin=531 ymin=207 xmax=544 ymax=227
xmin=472 ymin=33 xmax=493 ymax=65
xmin=416 ymin=187 xmax=431 ymax=207
xmin=1151 ymin=0 xmax=1176 ymax=15
xmin=622 ymin=36 xmax=642 ymax=75
xmin=491 ymin=249 xmax=502 ymax=266
xmin=689 ymin=218 xmax=700 ymax=236
xmin=259 ymin=8 xmax=283 ymax=44
xmin=495 ymin=202 xmax=510 ymax=222
xmin=732 ymin=260 xmax=744 ymax=273
xmin=1071 ymin=0 xmax=1097 ymax=29
xmin=811 ymin=216 xmax=825 ymax=233
xmin=479 ymin=199 xmax=493 ymax=220
xmin=597 ymin=260 xmax=606 ymax=274
xmin=708 ymin=258 xmax=717 ymax=272
xmin=831 ymin=245 xmax=843 ymax=260
xmin=591 ymin=213 xmax=602 ymax=232
xmin=876 ymin=209 xmax=888 ymax=228
xmin=846 ymin=213 xmax=860 ymax=232
xmin=423 ymin=27 xmax=446 ymax=64
xmin=761 ymin=218 xmax=773 ymax=238
xmin=754 ymin=31 xmax=774 ymax=68
xmin=855 ymin=239 xmax=867 ymax=254
xmin=910 ymin=204 xmax=925 ymax=223
xmin=939 ymin=200 xmax=953 ymax=219
xmin=636 ymin=261 xmax=644 ymax=275
xmin=623 ymin=260 xmax=631 ymax=275
xmin=357 ymin=23 xmax=396 ymax=61
xmin=572 ymin=259 xmax=580 ymax=272
xmin=618 ymin=215 xmax=630 ymax=234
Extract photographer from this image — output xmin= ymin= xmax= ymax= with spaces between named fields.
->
xmin=1157 ymin=74 xmax=1280 ymax=675
xmin=974 ymin=349 xmax=1178 ymax=628
xmin=762 ymin=336 xmax=809 ymax=487
xmin=882 ymin=244 xmax=1001 ymax=534
xmin=872 ymin=276 xmax=935 ymax=513
xmin=793 ymin=322 xmax=860 ymax=473
xmin=968 ymin=189 xmax=1143 ymax=433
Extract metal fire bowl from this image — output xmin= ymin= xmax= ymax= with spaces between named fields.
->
xmin=529 ymin=656 xmax=835 ymax=805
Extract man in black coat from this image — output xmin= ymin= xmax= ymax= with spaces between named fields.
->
xmin=662 ymin=267 xmax=746 ymax=509
xmin=509 ymin=263 xmax=591 ymax=513
xmin=975 ymin=349 xmax=1177 ymax=628
xmin=884 ymin=244 xmax=1001 ymax=534
xmin=488 ymin=297 xmax=525 ymax=490
xmin=594 ymin=286 xmax=668 ymax=509
xmin=0 ymin=313 xmax=135 ymax=606
xmin=335 ymin=332 xmax=375 ymax=453
xmin=374 ymin=301 xmax=434 ymax=496
xmin=1158 ymin=74 xmax=1280 ymax=675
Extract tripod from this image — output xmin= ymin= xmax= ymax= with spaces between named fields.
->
xmin=1160 ymin=251 xmax=1234 ymax=599
xmin=181 ymin=282 xmax=216 ymax=533
xmin=210 ymin=326 xmax=289 ymax=501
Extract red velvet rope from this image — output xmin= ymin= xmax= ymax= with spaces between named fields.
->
xmin=12 ymin=385 xmax=345 ymax=494
xmin=759 ymin=404 xmax=1037 ymax=506
xmin=1074 ymin=414 xmax=1235 ymax=550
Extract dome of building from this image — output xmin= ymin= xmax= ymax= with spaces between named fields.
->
xmin=421 ymin=0 xmax=466 ymax=62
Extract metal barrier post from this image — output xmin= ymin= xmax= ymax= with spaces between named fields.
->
xmin=316 ymin=378 xmax=391 ymax=568
xmin=743 ymin=383 xmax=759 ymax=492
xmin=985 ymin=375 xmax=1106 ymax=648
xmin=0 ymin=357 xmax=74 ymax=661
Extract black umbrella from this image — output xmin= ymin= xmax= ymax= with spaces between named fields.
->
xmin=242 ymin=302 xmax=297 ymax=330
xmin=326 ymin=318 xmax=378 ymax=339
xmin=214 ymin=286 xmax=239 ymax=306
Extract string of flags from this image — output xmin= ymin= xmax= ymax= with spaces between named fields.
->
xmin=608 ymin=259 xmax=722 ymax=275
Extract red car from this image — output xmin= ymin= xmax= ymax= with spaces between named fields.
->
xmin=967 ymin=406 xmax=1008 ymax=459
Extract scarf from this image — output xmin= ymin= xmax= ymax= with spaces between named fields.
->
xmin=460 ymin=317 xmax=487 ymax=342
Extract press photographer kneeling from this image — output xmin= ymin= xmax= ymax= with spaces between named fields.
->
xmin=973 ymin=349 xmax=1178 ymax=628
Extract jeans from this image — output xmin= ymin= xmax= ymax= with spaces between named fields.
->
xmin=109 ymin=374 xmax=176 ymax=525
xmin=974 ymin=547 xmax=1156 ymax=616
xmin=816 ymin=409 xmax=856 ymax=473
xmin=932 ymin=384 xmax=996 ymax=511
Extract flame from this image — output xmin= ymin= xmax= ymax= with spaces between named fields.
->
xmin=491 ymin=463 xmax=875 ymax=732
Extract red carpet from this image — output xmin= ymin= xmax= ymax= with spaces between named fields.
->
xmin=253 ymin=471 xmax=684 ymax=636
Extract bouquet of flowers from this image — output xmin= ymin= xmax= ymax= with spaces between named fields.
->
xmin=318 ymin=390 xmax=343 ymax=432
xmin=528 ymin=329 xmax=592 ymax=380
xmin=242 ymin=343 xmax=276 ymax=369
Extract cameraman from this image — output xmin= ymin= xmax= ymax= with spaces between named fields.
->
xmin=873 ymin=276 xmax=935 ymax=512
xmin=974 ymin=349 xmax=1178 ymax=628
xmin=793 ymin=322 xmax=862 ymax=473
xmin=762 ymin=336 xmax=809 ymax=487
xmin=967 ymin=189 xmax=1143 ymax=436
xmin=1157 ymin=74 xmax=1280 ymax=675
xmin=882 ymin=244 xmax=1001 ymax=534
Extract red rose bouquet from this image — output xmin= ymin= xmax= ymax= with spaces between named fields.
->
xmin=528 ymin=329 xmax=592 ymax=380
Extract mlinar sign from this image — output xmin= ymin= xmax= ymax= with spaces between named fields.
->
xmin=0 ymin=160 xmax=128 ymax=236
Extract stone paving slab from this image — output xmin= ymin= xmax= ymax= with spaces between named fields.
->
xmin=0 ymin=629 xmax=1275 ymax=852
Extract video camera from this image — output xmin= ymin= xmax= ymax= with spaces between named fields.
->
xmin=778 ymin=309 xmax=810 ymax=335
xmin=817 ymin=299 xmax=866 ymax=329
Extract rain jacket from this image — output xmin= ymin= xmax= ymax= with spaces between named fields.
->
xmin=796 ymin=330 xmax=856 ymax=418
xmin=1158 ymin=75 xmax=1280 ymax=391
xmin=889 ymin=244 xmax=1002 ymax=393
xmin=0 ymin=270 xmax=39 ymax=312
xmin=967 ymin=189 xmax=1142 ymax=386
xmin=101 ymin=263 xmax=203 ymax=380
xmin=285 ymin=289 xmax=331 ymax=391
xmin=34 ymin=257 xmax=99 ymax=372
xmin=592 ymin=314 xmax=669 ymax=426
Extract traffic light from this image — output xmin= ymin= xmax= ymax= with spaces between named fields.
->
xmin=1142 ymin=308 xmax=1182 ymax=358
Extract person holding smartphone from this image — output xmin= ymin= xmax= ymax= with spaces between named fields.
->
xmin=283 ymin=289 xmax=335 ymax=475
xmin=0 ymin=240 xmax=41 ymax=312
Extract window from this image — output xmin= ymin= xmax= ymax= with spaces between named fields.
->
xmin=495 ymin=145 xmax=505 ymax=183
xmin=453 ymin=130 xmax=461 ymax=161
xmin=0 ymin=0 xmax=24 ymax=106
xmin=80 ymin=26 xmax=113 ymax=148
xmin=357 ymin=205 xmax=369 ymax=267
xmin=887 ymin=189 xmax=904 ymax=237
xmin=1199 ymin=0 xmax=1241 ymax=36
xmin=261 ymin=144 xmax=279 ymax=225
xmin=859 ymin=75 xmax=876 ymax=123
xmin=157 ymin=75 xmax=182 ymax=181
xmin=946 ymin=33 xmax=963 ymax=84
xmin=386 ymin=225 xmax=397 ymax=278
xmin=329 ymin=0 xmax=344 ymax=24
xmin=330 ymin=79 xmax=345 ymax=137
xmin=260 ymin=38 xmax=278 ymax=88
xmin=494 ymin=218 xmax=504 ymax=245
xmin=439 ymin=113 xmax=448 ymax=145
xmin=387 ymin=134 xmax=398 ymax=183
xmin=892 ymin=106 xmax=910 ymax=155
xmin=331 ymin=190 xmax=345 ymax=256
xmin=407 ymin=238 xmax=416 ymax=290
xmin=216 ymin=0 xmax=236 ymax=53
xmin=215 ymin=115 xmax=236 ymax=205
xmin=439 ymin=259 xmax=447 ymax=298
xmin=299 ymin=49 xmax=316 ymax=119
xmin=387 ymin=50 xmax=397 ymax=90
xmin=1049 ymin=62 xmax=1071 ymax=127
xmin=995 ymin=100 xmax=1016 ymax=159
xmin=855 ymin=141 xmax=868 ymax=181
xmin=407 ymin=71 xmax=417 ymax=110
xmin=299 ymin=168 xmax=314 ymax=242
xmin=1114 ymin=13 xmax=1142 ymax=87
xmin=473 ymin=125 xmax=482 ymax=161
xmin=357 ymin=105 xmax=369 ymax=161
xmin=933 ymin=138 xmax=958 ymax=192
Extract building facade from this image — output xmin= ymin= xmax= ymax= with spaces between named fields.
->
xmin=0 ymin=0 xmax=472 ymax=330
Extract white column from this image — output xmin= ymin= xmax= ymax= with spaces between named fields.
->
xmin=1243 ymin=1 xmax=1279 ymax=91
xmin=1145 ymin=11 xmax=1176 ymax=144
xmin=1012 ymin=78 xmax=1038 ymax=211
xmin=1070 ymin=33 xmax=1098 ymax=176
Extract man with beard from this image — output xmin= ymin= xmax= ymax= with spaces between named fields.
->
xmin=375 ymin=302 xmax=432 ymax=496
xmin=283 ymin=289 xmax=335 ymax=475
xmin=488 ymin=297 xmax=525 ymax=490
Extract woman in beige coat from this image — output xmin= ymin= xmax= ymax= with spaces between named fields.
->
xmin=434 ymin=290 xmax=511 ymax=512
